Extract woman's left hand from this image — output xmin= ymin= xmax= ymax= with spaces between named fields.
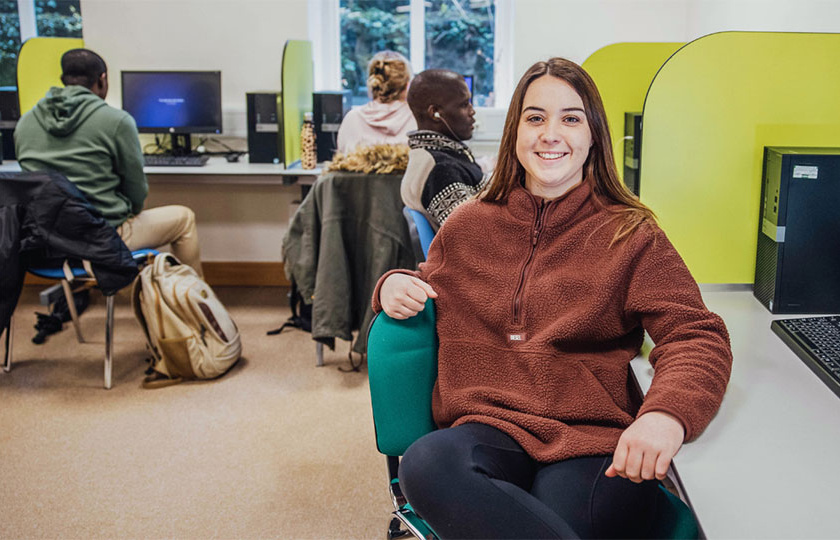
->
xmin=604 ymin=411 xmax=685 ymax=483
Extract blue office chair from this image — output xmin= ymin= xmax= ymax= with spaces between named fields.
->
xmin=402 ymin=207 xmax=435 ymax=261
xmin=3 ymin=249 xmax=157 ymax=389
xmin=367 ymin=300 xmax=701 ymax=540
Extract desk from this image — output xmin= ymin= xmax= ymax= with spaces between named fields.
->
xmin=1 ymin=158 xmax=321 ymax=265
xmin=0 ymin=158 xmax=321 ymax=185
xmin=632 ymin=285 xmax=840 ymax=539
xmin=143 ymin=157 xmax=320 ymax=188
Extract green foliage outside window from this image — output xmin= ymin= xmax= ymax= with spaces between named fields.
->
xmin=0 ymin=0 xmax=21 ymax=87
xmin=340 ymin=0 xmax=495 ymax=107
xmin=35 ymin=0 xmax=82 ymax=38
xmin=425 ymin=0 xmax=494 ymax=106
xmin=340 ymin=0 xmax=409 ymax=104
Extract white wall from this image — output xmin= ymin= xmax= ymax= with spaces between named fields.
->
xmin=77 ymin=0 xmax=840 ymax=264
xmin=513 ymin=0 xmax=691 ymax=76
xmin=81 ymin=0 xmax=309 ymax=138
xmin=513 ymin=0 xmax=840 ymax=79
xmin=80 ymin=0 xmax=308 ymax=263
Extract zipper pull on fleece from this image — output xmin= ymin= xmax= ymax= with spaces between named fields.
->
xmin=532 ymin=199 xmax=547 ymax=246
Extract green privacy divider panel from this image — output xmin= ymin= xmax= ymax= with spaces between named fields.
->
xmin=17 ymin=37 xmax=85 ymax=114
xmin=581 ymin=42 xmax=683 ymax=180
xmin=282 ymin=39 xmax=313 ymax=167
xmin=641 ymin=32 xmax=840 ymax=283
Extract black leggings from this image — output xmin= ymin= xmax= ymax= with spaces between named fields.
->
xmin=399 ymin=423 xmax=666 ymax=539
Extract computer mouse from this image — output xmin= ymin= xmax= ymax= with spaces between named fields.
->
xmin=226 ymin=154 xmax=240 ymax=163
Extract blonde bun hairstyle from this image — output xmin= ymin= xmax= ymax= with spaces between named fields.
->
xmin=367 ymin=51 xmax=411 ymax=103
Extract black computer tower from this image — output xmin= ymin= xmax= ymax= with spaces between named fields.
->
xmin=754 ymin=147 xmax=840 ymax=313
xmin=623 ymin=112 xmax=642 ymax=196
xmin=313 ymin=91 xmax=350 ymax=162
xmin=0 ymin=88 xmax=20 ymax=162
xmin=246 ymin=92 xmax=283 ymax=164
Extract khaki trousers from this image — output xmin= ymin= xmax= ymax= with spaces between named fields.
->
xmin=117 ymin=205 xmax=203 ymax=278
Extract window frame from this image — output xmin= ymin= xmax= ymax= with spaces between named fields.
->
xmin=17 ymin=0 xmax=37 ymax=41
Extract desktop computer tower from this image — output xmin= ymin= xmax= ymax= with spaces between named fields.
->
xmin=246 ymin=92 xmax=283 ymax=164
xmin=0 ymin=88 xmax=20 ymax=162
xmin=313 ymin=91 xmax=350 ymax=162
xmin=623 ymin=112 xmax=642 ymax=196
xmin=754 ymin=147 xmax=840 ymax=313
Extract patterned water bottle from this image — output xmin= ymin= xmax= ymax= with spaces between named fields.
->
xmin=300 ymin=112 xmax=317 ymax=169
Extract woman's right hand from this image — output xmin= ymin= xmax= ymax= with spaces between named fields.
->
xmin=380 ymin=273 xmax=438 ymax=319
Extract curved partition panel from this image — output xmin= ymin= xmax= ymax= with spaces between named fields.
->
xmin=282 ymin=40 xmax=314 ymax=168
xmin=17 ymin=37 xmax=85 ymax=115
xmin=641 ymin=32 xmax=840 ymax=283
xmin=582 ymin=42 xmax=683 ymax=179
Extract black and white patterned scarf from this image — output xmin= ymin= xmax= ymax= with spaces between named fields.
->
xmin=407 ymin=130 xmax=476 ymax=164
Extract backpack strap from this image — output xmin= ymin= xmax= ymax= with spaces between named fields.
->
xmin=142 ymin=372 xmax=184 ymax=389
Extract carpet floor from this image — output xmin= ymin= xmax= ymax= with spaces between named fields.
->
xmin=0 ymin=286 xmax=392 ymax=539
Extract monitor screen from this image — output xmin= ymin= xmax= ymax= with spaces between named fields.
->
xmin=463 ymin=74 xmax=474 ymax=101
xmin=121 ymin=71 xmax=222 ymax=134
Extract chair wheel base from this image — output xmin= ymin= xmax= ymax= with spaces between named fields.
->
xmin=387 ymin=517 xmax=411 ymax=539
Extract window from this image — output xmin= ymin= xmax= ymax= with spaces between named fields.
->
xmin=0 ymin=0 xmax=82 ymax=87
xmin=34 ymin=0 xmax=83 ymax=38
xmin=423 ymin=0 xmax=495 ymax=107
xmin=313 ymin=0 xmax=510 ymax=108
xmin=0 ymin=1 xmax=22 ymax=87
xmin=339 ymin=0 xmax=410 ymax=105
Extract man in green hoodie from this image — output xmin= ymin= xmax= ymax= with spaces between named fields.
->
xmin=14 ymin=48 xmax=203 ymax=276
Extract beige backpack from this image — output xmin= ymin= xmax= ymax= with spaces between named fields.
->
xmin=131 ymin=253 xmax=241 ymax=387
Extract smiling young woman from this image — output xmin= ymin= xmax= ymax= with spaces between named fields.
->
xmin=373 ymin=57 xmax=732 ymax=539
xmin=484 ymin=57 xmax=655 ymax=244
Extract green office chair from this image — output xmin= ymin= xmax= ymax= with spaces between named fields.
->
xmin=367 ymin=299 xmax=701 ymax=540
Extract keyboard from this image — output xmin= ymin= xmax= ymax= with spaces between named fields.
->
xmin=143 ymin=154 xmax=209 ymax=167
xmin=771 ymin=315 xmax=840 ymax=398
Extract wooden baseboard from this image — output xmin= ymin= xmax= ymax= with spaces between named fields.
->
xmin=203 ymin=262 xmax=289 ymax=287
xmin=23 ymin=262 xmax=289 ymax=288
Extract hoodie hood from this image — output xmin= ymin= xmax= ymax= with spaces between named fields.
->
xmin=32 ymin=85 xmax=107 ymax=137
xmin=355 ymin=100 xmax=415 ymax=136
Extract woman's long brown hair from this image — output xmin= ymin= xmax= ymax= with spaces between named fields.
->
xmin=482 ymin=58 xmax=655 ymax=243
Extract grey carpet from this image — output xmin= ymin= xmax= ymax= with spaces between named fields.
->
xmin=0 ymin=287 xmax=392 ymax=539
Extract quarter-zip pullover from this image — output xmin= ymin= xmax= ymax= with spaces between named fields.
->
xmin=373 ymin=180 xmax=732 ymax=463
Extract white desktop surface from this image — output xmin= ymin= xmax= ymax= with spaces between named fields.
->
xmin=0 ymin=158 xmax=321 ymax=184
xmin=632 ymin=285 xmax=840 ymax=539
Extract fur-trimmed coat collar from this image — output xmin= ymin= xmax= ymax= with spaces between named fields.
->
xmin=325 ymin=144 xmax=409 ymax=174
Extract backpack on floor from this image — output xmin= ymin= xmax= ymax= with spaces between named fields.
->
xmin=131 ymin=253 xmax=241 ymax=388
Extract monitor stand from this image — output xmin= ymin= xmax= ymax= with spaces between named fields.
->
xmin=169 ymin=133 xmax=193 ymax=156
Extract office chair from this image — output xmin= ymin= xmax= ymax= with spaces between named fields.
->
xmin=367 ymin=299 xmax=701 ymax=540
xmin=3 ymin=249 xmax=157 ymax=389
xmin=402 ymin=207 xmax=435 ymax=261
xmin=1 ymin=170 xmax=151 ymax=389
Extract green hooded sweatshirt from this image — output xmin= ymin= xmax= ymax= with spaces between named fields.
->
xmin=14 ymin=85 xmax=148 ymax=227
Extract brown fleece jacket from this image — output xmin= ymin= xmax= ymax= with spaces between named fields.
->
xmin=373 ymin=180 xmax=732 ymax=463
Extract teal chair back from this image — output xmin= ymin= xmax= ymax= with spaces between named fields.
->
xmin=368 ymin=299 xmax=438 ymax=456
xmin=366 ymin=299 xmax=700 ymax=540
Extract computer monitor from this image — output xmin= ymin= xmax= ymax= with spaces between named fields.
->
xmin=121 ymin=71 xmax=222 ymax=156
xmin=463 ymin=74 xmax=474 ymax=103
